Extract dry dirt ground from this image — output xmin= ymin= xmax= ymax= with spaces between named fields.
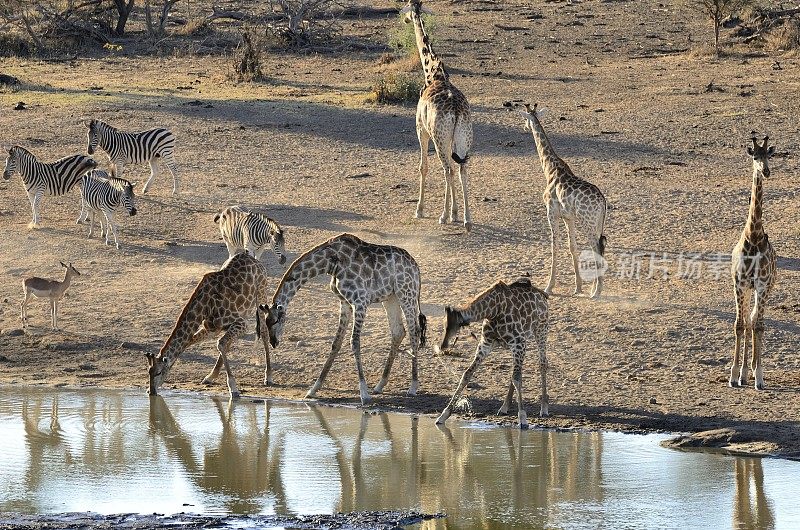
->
xmin=1 ymin=0 xmax=799 ymax=460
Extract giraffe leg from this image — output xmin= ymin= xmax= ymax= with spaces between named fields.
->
xmin=143 ymin=159 xmax=158 ymax=195
xmin=456 ymin=160 xmax=472 ymax=232
xmin=730 ymin=283 xmax=748 ymax=387
xmin=510 ymin=341 xmax=529 ymax=428
xmin=216 ymin=319 xmax=246 ymax=399
xmin=350 ymin=305 xmax=371 ymax=405
xmin=399 ymin=300 xmax=422 ymax=396
xmin=751 ymin=289 xmax=769 ymax=390
xmin=434 ymin=144 xmax=453 ymax=225
xmin=415 ymin=128 xmax=430 ymax=219
xmin=448 ymin=160 xmax=458 ymax=223
xmin=374 ymin=297 xmax=405 ymax=394
xmin=498 ymin=380 xmax=514 ymax=415
xmin=590 ymin=236 xmax=605 ymax=299
xmin=536 ymin=330 xmax=549 ymax=417
xmin=51 ymin=300 xmax=57 ymax=330
xmin=436 ymin=337 xmax=492 ymax=424
xmin=564 ymin=218 xmax=583 ymax=295
xmin=307 ymin=300 xmax=352 ymax=398
xmin=545 ymin=209 xmax=560 ymax=295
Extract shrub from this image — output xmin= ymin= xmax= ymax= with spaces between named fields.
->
xmin=369 ymin=72 xmax=421 ymax=105
xmin=764 ymin=19 xmax=800 ymax=51
xmin=231 ymin=27 xmax=267 ymax=82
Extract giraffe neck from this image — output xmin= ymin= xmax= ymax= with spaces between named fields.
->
xmin=744 ymin=167 xmax=766 ymax=242
xmin=273 ymin=243 xmax=334 ymax=308
xmin=411 ymin=12 xmax=447 ymax=85
xmin=457 ymin=283 xmax=504 ymax=323
xmin=526 ymin=114 xmax=563 ymax=179
xmin=160 ymin=296 xmax=203 ymax=365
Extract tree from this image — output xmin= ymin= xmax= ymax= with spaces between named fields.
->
xmin=112 ymin=0 xmax=134 ymax=35
xmin=695 ymin=0 xmax=753 ymax=56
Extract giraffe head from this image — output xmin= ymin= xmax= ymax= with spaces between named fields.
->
xmin=747 ymin=136 xmax=775 ymax=177
xmin=517 ymin=103 xmax=546 ymax=131
xmin=259 ymin=303 xmax=286 ymax=348
xmin=400 ymin=0 xmax=432 ymax=23
xmin=435 ymin=306 xmax=469 ymax=355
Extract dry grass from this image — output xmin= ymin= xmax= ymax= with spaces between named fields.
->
xmin=175 ymin=18 xmax=214 ymax=37
xmin=230 ymin=27 xmax=267 ymax=82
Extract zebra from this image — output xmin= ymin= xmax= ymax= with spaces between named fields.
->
xmin=77 ymin=169 xmax=137 ymax=249
xmin=3 ymin=145 xmax=97 ymax=228
xmin=85 ymin=118 xmax=179 ymax=195
xmin=214 ymin=206 xmax=287 ymax=264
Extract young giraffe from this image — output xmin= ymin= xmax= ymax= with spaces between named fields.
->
xmin=518 ymin=103 xmax=608 ymax=298
xmin=401 ymin=0 xmax=474 ymax=232
xmin=434 ymin=277 xmax=549 ymax=428
xmin=259 ymin=233 xmax=427 ymax=405
xmin=146 ymin=253 xmax=273 ymax=398
xmin=730 ymin=136 xmax=777 ymax=390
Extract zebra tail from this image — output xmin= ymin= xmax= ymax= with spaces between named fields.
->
xmin=213 ymin=213 xmax=221 ymax=224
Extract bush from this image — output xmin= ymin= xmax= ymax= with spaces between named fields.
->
xmin=231 ymin=27 xmax=267 ymax=82
xmin=389 ymin=12 xmax=434 ymax=58
xmin=369 ymin=72 xmax=422 ymax=105
xmin=0 ymin=31 xmax=32 ymax=57
xmin=765 ymin=19 xmax=800 ymax=51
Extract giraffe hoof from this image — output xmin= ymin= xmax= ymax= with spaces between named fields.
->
xmin=728 ymin=380 xmax=740 ymax=388
xmin=497 ymin=408 xmax=509 ymax=416
xmin=230 ymin=391 xmax=241 ymax=399
xmin=755 ymin=381 xmax=765 ymax=391
xmin=264 ymin=377 xmax=274 ymax=386
xmin=438 ymin=215 xmax=447 ymax=225
xmin=414 ymin=210 xmax=424 ymax=219
xmin=464 ymin=221 xmax=473 ymax=232
xmin=201 ymin=377 xmax=214 ymax=385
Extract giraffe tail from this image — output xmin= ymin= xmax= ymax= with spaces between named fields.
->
xmin=598 ymin=235 xmax=607 ymax=256
xmin=418 ymin=313 xmax=427 ymax=348
xmin=451 ymin=152 xmax=469 ymax=165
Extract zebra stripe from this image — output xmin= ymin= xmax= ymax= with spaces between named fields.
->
xmin=86 ymin=119 xmax=179 ymax=194
xmin=3 ymin=145 xmax=97 ymax=227
xmin=77 ymin=170 xmax=137 ymax=249
xmin=214 ymin=206 xmax=286 ymax=264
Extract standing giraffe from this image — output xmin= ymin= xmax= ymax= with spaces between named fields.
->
xmin=434 ymin=277 xmax=549 ymax=428
xmin=518 ymin=103 xmax=608 ymax=298
xmin=401 ymin=0 xmax=474 ymax=232
xmin=259 ymin=233 xmax=427 ymax=405
xmin=146 ymin=253 xmax=273 ymax=398
xmin=730 ymin=136 xmax=777 ymax=390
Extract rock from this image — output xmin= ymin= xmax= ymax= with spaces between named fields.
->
xmin=296 ymin=340 xmax=307 ymax=348
xmin=3 ymin=328 xmax=24 ymax=337
xmin=13 ymin=101 xmax=27 ymax=110
xmin=649 ymin=397 xmax=657 ymax=404
xmin=631 ymin=339 xmax=646 ymax=347
xmin=0 ymin=354 xmax=11 ymax=362
xmin=0 ymin=73 xmax=20 ymax=86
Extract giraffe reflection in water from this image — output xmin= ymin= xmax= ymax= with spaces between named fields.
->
xmin=733 ymin=458 xmax=775 ymax=530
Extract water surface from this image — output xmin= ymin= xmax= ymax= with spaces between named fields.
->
xmin=0 ymin=387 xmax=798 ymax=529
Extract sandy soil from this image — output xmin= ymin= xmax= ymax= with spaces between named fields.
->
xmin=1 ymin=0 xmax=799 ymax=460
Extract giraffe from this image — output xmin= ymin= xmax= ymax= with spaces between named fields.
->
xmin=434 ymin=277 xmax=549 ymax=429
xmin=401 ymin=0 xmax=474 ymax=232
xmin=518 ymin=103 xmax=608 ymax=299
xmin=258 ymin=233 xmax=427 ymax=405
xmin=146 ymin=252 xmax=273 ymax=398
xmin=730 ymin=136 xmax=777 ymax=390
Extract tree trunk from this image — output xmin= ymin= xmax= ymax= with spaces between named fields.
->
xmin=713 ymin=13 xmax=720 ymax=56
xmin=113 ymin=0 xmax=135 ymax=35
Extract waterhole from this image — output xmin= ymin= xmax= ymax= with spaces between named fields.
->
xmin=0 ymin=386 xmax=798 ymax=528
